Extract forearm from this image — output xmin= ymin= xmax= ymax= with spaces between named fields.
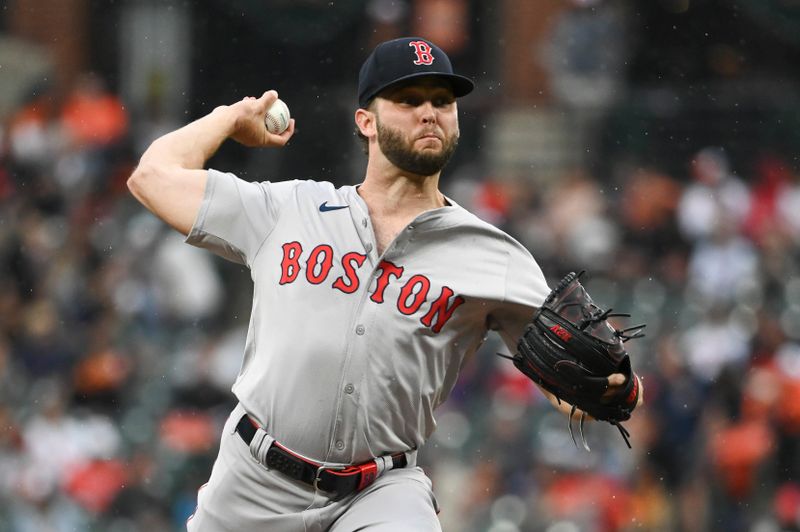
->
xmin=139 ymin=106 xmax=236 ymax=171
xmin=127 ymin=91 xmax=293 ymax=235
xmin=128 ymin=106 xmax=237 ymax=235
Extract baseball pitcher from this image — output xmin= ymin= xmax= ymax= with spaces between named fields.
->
xmin=128 ymin=36 xmax=642 ymax=531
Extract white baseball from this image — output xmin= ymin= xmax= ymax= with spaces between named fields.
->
xmin=265 ymin=98 xmax=291 ymax=134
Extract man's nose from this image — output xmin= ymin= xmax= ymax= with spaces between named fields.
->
xmin=420 ymin=101 xmax=437 ymax=123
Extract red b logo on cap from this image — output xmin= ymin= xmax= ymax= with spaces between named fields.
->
xmin=409 ymin=41 xmax=435 ymax=65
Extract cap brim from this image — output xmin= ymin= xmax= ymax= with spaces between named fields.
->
xmin=360 ymin=72 xmax=475 ymax=108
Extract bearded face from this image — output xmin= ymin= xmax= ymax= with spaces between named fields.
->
xmin=375 ymin=116 xmax=459 ymax=177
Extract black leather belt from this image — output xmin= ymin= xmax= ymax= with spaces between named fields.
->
xmin=235 ymin=414 xmax=407 ymax=497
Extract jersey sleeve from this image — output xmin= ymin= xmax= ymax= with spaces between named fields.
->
xmin=489 ymin=236 xmax=551 ymax=352
xmin=184 ymin=169 xmax=300 ymax=266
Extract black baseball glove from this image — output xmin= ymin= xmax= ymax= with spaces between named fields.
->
xmin=503 ymin=271 xmax=644 ymax=449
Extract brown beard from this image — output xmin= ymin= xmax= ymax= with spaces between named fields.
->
xmin=376 ymin=118 xmax=459 ymax=176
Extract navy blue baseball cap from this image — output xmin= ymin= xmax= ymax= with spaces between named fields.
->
xmin=358 ymin=37 xmax=475 ymax=108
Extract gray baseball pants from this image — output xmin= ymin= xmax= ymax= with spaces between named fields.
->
xmin=186 ymin=402 xmax=441 ymax=531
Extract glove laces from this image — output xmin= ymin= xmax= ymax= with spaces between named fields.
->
xmin=565 ymin=403 xmax=632 ymax=451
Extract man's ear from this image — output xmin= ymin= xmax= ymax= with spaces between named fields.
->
xmin=355 ymin=108 xmax=376 ymax=138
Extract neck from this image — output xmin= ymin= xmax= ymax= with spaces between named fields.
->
xmin=359 ymin=157 xmax=446 ymax=215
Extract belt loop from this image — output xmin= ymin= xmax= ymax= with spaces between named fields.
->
xmin=403 ymin=449 xmax=417 ymax=467
xmin=230 ymin=404 xmax=246 ymax=434
xmin=249 ymin=428 xmax=274 ymax=467
xmin=374 ymin=455 xmax=391 ymax=475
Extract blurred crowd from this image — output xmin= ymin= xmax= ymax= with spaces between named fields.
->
xmin=0 ymin=74 xmax=233 ymax=531
xmin=1 ymin=6 xmax=800 ymax=532
xmin=2 ymin=72 xmax=800 ymax=532
xmin=432 ymin=144 xmax=800 ymax=532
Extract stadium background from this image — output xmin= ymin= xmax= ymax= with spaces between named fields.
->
xmin=2 ymin=0 xmax=800 ymax=530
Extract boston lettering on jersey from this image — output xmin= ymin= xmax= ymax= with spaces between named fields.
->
xmin=278 ymin=241 xmax=464 ymax=333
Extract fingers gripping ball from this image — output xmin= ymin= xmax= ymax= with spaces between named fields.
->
xmin=507 ymin=271 xmax=645 ymax=449
xmin=265 ymin=98 xmax=291 ymax=134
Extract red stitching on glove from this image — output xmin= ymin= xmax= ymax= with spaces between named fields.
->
xmin=626 ymin=375 xmax=640 ymax=405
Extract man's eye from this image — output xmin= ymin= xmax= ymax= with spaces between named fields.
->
xmin=401 ymin=97 xmax=422 ymax=106
xmin=433 ymin=97 xmax=453 ymax=107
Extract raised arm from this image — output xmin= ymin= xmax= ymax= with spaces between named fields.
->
xmin=127 ymin=90 xmax=295 ymax=235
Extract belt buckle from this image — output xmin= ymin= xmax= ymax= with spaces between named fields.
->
xmin=313 ymin=464 xmax=346 ymax=492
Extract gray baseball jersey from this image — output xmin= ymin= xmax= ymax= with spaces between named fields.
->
xmin=186 ymin=169 xmax=549 ymax=466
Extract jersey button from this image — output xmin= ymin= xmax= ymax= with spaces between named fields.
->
xmin=335 ymin=440 xmax=345 ymax=450
xmin=362 ymin=219 xmax=368 ymax=227
xmin=344 ymin=384 xmax=354 ymax=394
xmin=365 ymin=243 xmax=373 ymax=253
xmin=355 ymin=325 xmax=365 ymax=335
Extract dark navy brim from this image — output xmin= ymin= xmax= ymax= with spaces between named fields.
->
xmin=359 ymin=71 xmax=475 ymax=108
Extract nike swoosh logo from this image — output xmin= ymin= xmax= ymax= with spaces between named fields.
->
xmin=319 ymin=201 xmax=349 ymax=212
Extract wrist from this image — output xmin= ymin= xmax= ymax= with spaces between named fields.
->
xmin=209 ymin=105 xmax=238 ymax=138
